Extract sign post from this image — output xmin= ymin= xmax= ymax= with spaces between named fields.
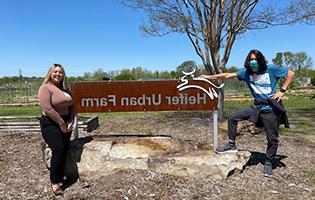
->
xmin=212 ymin=110 xmax=218 ymax=151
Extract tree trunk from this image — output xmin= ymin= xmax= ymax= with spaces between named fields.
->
xmin=217 ymin=80 xmax=224 ymax=122
xmin=204 ymin=63 xmax=213 ymax=75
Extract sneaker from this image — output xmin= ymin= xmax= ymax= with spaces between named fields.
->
xmin=263 ymin=161 xmax=273 ymax=177
xmin=215 ymin=143 xmax=238 ymax=154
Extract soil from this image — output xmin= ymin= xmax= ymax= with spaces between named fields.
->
xmin=0 ymin=111 xmax=314 ymax=200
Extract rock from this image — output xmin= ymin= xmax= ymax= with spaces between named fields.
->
xmin=42 ymin=135 xmax=251 ymax=180
xmin=149 ymin=150 xmax=251 ymax=179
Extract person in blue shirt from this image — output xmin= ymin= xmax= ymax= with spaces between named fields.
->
xmin=200 ymin=49 xmax=295 ymax=177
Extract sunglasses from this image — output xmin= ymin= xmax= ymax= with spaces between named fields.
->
xmin=53 ymin=63 xmax=62 ymax=67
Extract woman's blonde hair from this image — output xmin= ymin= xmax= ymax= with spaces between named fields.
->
xmin=42 ymin=64 xmax=70 ymax=91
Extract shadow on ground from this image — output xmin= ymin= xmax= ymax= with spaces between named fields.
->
xmin=246 ymin=151 xmax=287 ymax=169
xmin=62 ymin=136 xmax=94 ymax=191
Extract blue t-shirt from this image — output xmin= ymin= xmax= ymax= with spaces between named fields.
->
xmin=236 ymin=64 xmax=288 ymax=109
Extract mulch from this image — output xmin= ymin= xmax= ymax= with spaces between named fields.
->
xmin=0 ymin=112 xmax=314 ymax=199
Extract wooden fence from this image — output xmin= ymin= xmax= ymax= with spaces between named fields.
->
xmin=0 ymin=115 xmax=99 ymax=133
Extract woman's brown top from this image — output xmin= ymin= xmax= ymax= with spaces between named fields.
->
xmin=38 ymin=83 xmax=75 ymax=126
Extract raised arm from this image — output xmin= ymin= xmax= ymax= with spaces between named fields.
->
xmin=200 ymin=72 xmax=237 ymax=80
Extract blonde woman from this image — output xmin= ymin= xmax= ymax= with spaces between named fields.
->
xmin=38 ymin=64 xmax=76 ymax=195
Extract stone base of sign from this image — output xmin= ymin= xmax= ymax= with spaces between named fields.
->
xmin=41 ymin=135 xmax=251 ymax=180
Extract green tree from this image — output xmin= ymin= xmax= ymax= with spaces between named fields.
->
xmin=67 ymin=76 xmax=86 ymax=87
xmin=176 ymin=60 xmax=198 ymax=78
xmin=272 ymin=53 xmax=284 ymax=66
xmin=114 ymin=69 xmax=134 ymax=80
xmin=142 ymin=68 xmax=156 ymax=80
xmin=83 ymin=68 xmax=109 ymax=81
xmin=170 ymin=71 xmax=177 ymax=79
xmin=131 ymin=67 xmax=145 ymax=80
xmin=160 ymin=71 xmax=173 ymax=79
xmin=223 ymin=66 xmax=239 ymax=73
xmin=272 ymin=51 xmax=313 ymax=80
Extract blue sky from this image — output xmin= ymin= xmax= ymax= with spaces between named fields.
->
xmin=1 ymin=0 xmax=314 ymax=77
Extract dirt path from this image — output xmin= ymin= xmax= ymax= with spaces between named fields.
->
xmin=0 ymin=111 xmax=314 ymax=199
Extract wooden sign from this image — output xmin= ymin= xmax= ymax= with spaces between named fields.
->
xmin=72 ymin=79 xmax=221 ymax=113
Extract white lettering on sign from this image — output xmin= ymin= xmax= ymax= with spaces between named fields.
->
xmin=121 ymin=94 xmax=161 ymax=106
xmin=81 ymin=95 xmax=116 ymax=107
xmin=177 ymin=69 xmax=224 ymax=99
xmin=165 ymin=93 xmax=206 ymax=105
xmin=80 ymin=93 xmax=207 ymax=107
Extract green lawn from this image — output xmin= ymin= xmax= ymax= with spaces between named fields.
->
xmin=0 ymin=105 xmax=41 ymax=116
xmin=0 ymin=94 xmax=313 ymax=117
xmin=224 ymin=94 xmax=315 ymax=113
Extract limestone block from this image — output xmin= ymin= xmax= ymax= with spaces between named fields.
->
xmin=42 ymin=136 xmax=251 ymax=180
xmin=149 ymin=151 xmax=251 ymax=179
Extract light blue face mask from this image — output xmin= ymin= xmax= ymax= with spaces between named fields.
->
xmin=249 ymin=60 xmax=259 ymax=71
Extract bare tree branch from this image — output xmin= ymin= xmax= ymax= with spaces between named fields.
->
xmin=122 ymin=0 xmax=315 ymax=73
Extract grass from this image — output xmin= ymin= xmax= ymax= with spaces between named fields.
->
xmin=222 ymin=95 xmax=315 ymax=142
xmin=1 ymin=94 xmax=313 ymax=142
xmin=0 ymin=94 xmax=313 ymax=117
xmin=300 ymin=166 xmax=315 ymax=185
xmin=295 ymin=121 xmax=313 ymax=130
xmin=0 ymin=105 xmax=41 ymax=116
xmin=283 ymin=95 xmax=315 ymax=110
xmin=223 ymin=99 xmax=252 ymax=117
xmin=224 ymin=94 xmax=315 ymax=112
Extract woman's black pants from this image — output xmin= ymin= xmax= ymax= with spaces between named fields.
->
xmin=40 ymin=115 xmax=71 ymax=184
xmin=228 ymin=106 xmax=279 ymax=162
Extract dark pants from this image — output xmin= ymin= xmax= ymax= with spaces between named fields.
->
xmin=228 ymin=106 xmax=279 ymax=161
xmin=40 ymin=115 xmax=72 ymax=184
